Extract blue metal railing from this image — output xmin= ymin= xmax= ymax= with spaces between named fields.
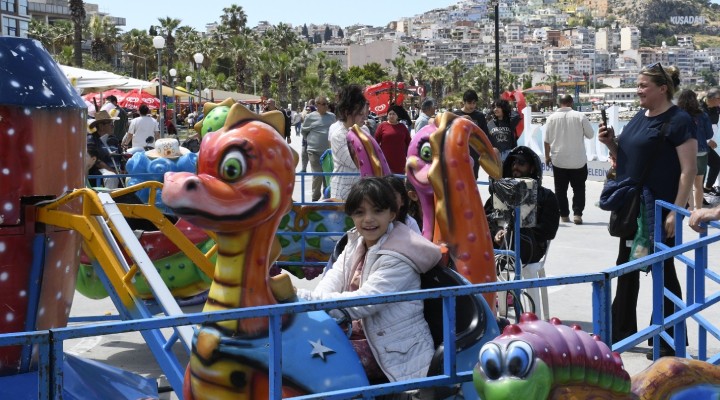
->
xmin=21 ymin=172 xmax=720 ymax=398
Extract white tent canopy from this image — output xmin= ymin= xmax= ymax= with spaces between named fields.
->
xmin=59 ymin=64 xmax=156 ymax=93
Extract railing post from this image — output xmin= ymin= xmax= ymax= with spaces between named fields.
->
xmin=592 ymin=277 xmax=611 ymax=345
xmin=38 ymin=334 xmax=51 ymax=400
xmin=49 ymin=330 xmax=64 ymax=400
xmin=269 ymin=314 xmax=283 ymax=400
xmin=697 ymin=229 xmax=708 ymax=360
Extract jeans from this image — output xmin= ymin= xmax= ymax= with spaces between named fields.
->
xmin=611 ymin=235 xmax=683 ymax=349
xmin=308 ymin=151 xmax=325 ymax=201
xmin=301 ymin=139 xmax=309 ymax=172
xmin=705 ymin=147 xmax=720 ymax=188
xmin=552 ymin=164 xmax=588 ymax=217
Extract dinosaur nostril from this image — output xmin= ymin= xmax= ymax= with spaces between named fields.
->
xmin=184 ymin=179 xmax=198 ymax=191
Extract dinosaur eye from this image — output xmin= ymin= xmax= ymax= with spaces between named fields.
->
xmin=479 ymin=343 xmax=503 ymax=380
xmin=220 ymin=149 xmax=247 ymax=181
xmin=505 ymin=341 xmax=534 ymax=378
xmin=419 ymin=141 xmax=432 ymax=162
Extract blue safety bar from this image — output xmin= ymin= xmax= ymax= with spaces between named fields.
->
xmin=32 ymin=172 xmax=719 ymax=399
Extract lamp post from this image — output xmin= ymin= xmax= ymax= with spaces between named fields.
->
xmin=193 ymin=52 xmax=204 ymax=104
xmin=153 ymin=35 xmax=166 ymax=137
xmin=493 ymin=0 xmax=500 ymax=99
xmin=127 ymin=52 xmax=148 ymax=80
xmin=186 ymin=75 xmax=193 ymax=115
xmin=169 ymin=68 xmax=177 ymax=130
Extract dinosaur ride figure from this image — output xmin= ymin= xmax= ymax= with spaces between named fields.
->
xmin=162 ymin=105 xmax=368 ymax=399
xmin=473 ymin=313 xmax=720 ymax=400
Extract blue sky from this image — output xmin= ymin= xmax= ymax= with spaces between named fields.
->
xmin=91 ymin=1 xmax=459 ymax=32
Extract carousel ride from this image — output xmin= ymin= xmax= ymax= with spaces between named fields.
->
xmin=2 ymin=36 xmax=719 ymax=399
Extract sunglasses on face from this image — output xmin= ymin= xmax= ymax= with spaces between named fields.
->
xmin=316 ymin=102 xmax=328 ymax=106
xmin=512 ymin=158 xmax=528 ymax=166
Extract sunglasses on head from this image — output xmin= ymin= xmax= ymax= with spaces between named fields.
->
xmin=643 ymin=62 xmax=668 ymax=78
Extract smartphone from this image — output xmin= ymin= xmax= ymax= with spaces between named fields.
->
xmin=600 ymin=108 xmax=608 ymax=127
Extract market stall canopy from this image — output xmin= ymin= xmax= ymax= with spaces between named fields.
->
xmin=59 ymin=64 xmax=157 ymax=93
xmin=522 ymin=85 xmax=552 ymax=94
xmin=206 ymin=88 xmax=262 ymax=104
xmin=59 ymin=64 xmax=129 ymax=92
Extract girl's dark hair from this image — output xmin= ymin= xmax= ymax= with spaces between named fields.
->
xmin=492 ymin=99 xmax=512 ymax=121
xmin=336 ymin=84 xmax=367 ymax=122
xmin=404 ymin=179 xmax=422 ymax=230
xmin=345 ymin=177 xmax=398 ymax=216
xmin=677 ymin=89 xmax=701 ymax=116
xmin=383 ymin=175 xmax=409 ymax=223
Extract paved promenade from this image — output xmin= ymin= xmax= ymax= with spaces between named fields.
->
xmin=65 ymin=136 xmax=720 ymax=398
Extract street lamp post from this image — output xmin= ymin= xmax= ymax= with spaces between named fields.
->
xmin=493 ymin=0 xmax=500 ymax=100
xmin=169 ymin=68 xmax=177 ymax=131
xmin=153 ymin=36 xmax=166 ymax=137
xmin=193 ymin=53 xmax=204 ymax=104
xmin=186 ymin=76 xmax=193 ymax=115
xmin=127 ymin=52 xmax=148 ymax=80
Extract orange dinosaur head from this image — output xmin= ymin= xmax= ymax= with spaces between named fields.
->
xmin=163 ymin=105 xmax=295 ymax=233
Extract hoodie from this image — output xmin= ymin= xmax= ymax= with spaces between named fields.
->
xmin=298 ymin=222 xmax=440 ymax=381
xmin=486 ymin=146 xmax=560 ymax=263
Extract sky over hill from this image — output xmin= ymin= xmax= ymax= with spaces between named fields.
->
xmin=91 ymin=0 xmax=458 ymax=33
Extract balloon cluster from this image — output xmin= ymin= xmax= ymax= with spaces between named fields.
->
xmin=125 ymin=151 xmax=198 ymax=212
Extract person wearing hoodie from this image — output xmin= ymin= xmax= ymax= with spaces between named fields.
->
xmin=297 ymin=177 xmax=441 ymax=382
xmin=484 ymin=146 xmax=560 ymax=264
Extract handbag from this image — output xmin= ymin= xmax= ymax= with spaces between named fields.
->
xmin=608 ymin=189 xmax=642 ymax=237
xmin=602 ymin=122 xmax=669 ymax=238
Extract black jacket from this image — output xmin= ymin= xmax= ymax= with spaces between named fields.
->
xmin=485 ymin=146 xmax=560 ymax=263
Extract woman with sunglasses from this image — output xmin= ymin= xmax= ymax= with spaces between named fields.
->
xmin=598 ymin=63 xmax=697 ymax=358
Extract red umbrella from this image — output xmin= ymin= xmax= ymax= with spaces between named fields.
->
xmin=101 ymin=88 xmax=128 ymax=101
xmin=364 ymin=81 xmax=407 ymax=117
xmin=119 ymin=89 xmax=160 ymax=110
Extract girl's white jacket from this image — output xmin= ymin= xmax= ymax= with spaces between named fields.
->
xmin=298 ymin=222 xmax=442 ymax=381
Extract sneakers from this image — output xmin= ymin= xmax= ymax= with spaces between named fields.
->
xmin=561 ymin=216 xmax=570 ymax=223
xmin=704 ymin=186 xmax=720 ymax=196
xmin=573 ymin=215 xmax=583 ymax=225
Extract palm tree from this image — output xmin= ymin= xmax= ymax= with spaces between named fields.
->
xmin=157 ymin=17 xmax=182 ymax=68
xmin=408 ymin=59 xmax=429 ymax=89
xmin=428 ymin=66 xmax=449 ymax=105
xmin=391 ymin=55 xmax=408 ymax=83
xmin=121 ymin=29 xmax=151 ymax=79
xmin=219 ymin=4 xmax=247 ymax=35
xmin=88 ymin=15 xmax=119 ymax=63
xmin=257 ymin=38 xmax=275 ymax=99
xmin=447 ymin=58 xmax=466 ymax=93
xmin=324 ymin=58 xmax=343 ymax=95
xmin=68 ymin=0 xmax=85 ymax=66
xmin=315 ymin=52 xmax=327 ymax=84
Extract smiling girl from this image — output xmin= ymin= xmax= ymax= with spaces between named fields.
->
xmin=297 ymin=177 xmax=441 ymax=382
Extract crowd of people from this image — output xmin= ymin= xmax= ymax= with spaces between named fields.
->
xmin=80 ymin=68 xmax=720 ymax=381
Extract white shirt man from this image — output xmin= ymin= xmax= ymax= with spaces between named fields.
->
xmin=543 ymin=94 xmax=594 ymax=225
xmin=123 ymin=104 xmax=159 ymax=149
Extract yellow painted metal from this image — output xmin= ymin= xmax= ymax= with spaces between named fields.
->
xmin=36 ymin=188 xmax=137 ymax=307
xmin=35 ymin=182 xmax=216 ymax=307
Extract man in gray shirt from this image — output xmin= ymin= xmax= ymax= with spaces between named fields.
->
xmin=301 ymin=96 xmax=336 ymax=201
xmin=414 ymin=97 xmax=436 ymax=133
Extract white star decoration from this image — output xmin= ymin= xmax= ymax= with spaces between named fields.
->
xmin=309 ymin=339 xmax=335 ymax=360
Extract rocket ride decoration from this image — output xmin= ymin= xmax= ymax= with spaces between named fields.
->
xmin=0 ymin=37 xmax=87 ymax=375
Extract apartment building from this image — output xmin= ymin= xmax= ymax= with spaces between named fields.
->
xmin=620 ymin=26 xmax=640 ymax=51
xmin=1 ymin=0 xmax=30 ymax=37
xmin=27 ymin=0 xmax=124 ymax=27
